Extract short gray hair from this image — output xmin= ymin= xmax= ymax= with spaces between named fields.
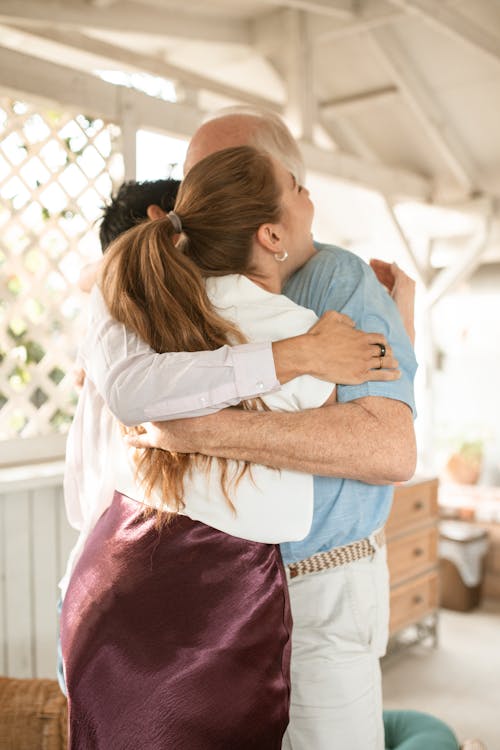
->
xmin=205 ymin=105 xmax=305 ymax=184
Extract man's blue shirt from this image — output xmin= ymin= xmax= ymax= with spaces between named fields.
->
xmin=280 ymin=242 xmax=418 ymax=566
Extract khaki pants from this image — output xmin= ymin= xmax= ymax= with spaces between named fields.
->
xmin=282 ymin=536 xmax=389 ymax=750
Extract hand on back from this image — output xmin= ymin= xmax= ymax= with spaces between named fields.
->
xmin=370 ymin=259 xmax=416 ymax=345
xmin=305 ymin=310 xmax=400 ymax=385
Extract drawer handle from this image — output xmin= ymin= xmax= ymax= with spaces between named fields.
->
xmin=412 ymin=595 xmax=423 ymax=605
xmin=413 ymin=547 xmax=424 ymax=557
xmin=413 ymin=500 xmax=424 ymax=511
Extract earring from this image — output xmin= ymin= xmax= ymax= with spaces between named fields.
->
xmin=274 ymin=250 xmax=288 ymax=262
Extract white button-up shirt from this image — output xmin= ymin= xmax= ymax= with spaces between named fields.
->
xmin=61 ymin=275 xmax=334 ymax=595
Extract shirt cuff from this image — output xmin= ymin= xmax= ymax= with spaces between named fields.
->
xmin=231 ymin=341 xmax=281 ymax=398
xmin=140 ymin=342 xmax=281 ymax=422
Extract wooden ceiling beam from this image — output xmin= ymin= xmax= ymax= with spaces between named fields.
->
xmin=319 ymin=116 xmax=380 ymax=161
xmin=0 ymin=45 xmax=201 ymax=135
xmin=321 ymin=85 xmax=399 ymax=116
xmin=0 ymin=41 xmax=433 ymax=201
xmin=259 ymin=0 xmax=355 ymax=20
xmin=299 ymin=139 xmax=431 ymax=201
xmin=0 ymin=0 xmax=251 ymax=45
xmin=385 ymin=0 xmax=500 ymax=67
xmin=314 ymin=3 xmax=404 ymax=44
xmin=281 ymin=9 xmax=316 ymax=142
xmin=383 ymin=198 xmax=429 ymax=285
xmin=368 ymin=26 xmax=479 ymax=194
xmin=426 ymin=202 xmax=496 ymax=306
xmin=0 ymin=24 xmax=281 ymax=113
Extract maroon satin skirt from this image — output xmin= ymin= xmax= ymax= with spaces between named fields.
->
xmin=61 ymin=491 xmax=292 ymax=749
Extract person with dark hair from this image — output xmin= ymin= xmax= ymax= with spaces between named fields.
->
xmin=98 ymin=178 xmax=181 ymax=250
xmin=61 ymin=145 xmax=376 ymax=749
xmin=78 ymin=178 xmax=181 ymax=292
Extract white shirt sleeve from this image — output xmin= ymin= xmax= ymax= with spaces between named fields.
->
xmin=211 ymin=276 xmax=335 ymax=413
xmin=80 ymin=286 xmax=281 ymax=426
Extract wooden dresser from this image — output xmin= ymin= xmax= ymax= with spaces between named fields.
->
xmin=386 ymin=477 xmax=440 ymax=638
xmin=483 ymin=522 xmax=500 ymax=600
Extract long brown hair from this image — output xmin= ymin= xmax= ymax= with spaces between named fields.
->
xmin=100 ymin=146 xmax=282 ymax=520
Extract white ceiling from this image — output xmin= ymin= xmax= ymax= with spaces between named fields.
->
xmin=1 ymin=0 xmax=500 ymax=280
xmin=1 ymin=0 xmax=499 ymax=196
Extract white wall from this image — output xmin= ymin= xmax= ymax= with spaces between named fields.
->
xmin=0 ymin=467 xmax=77 ymax=679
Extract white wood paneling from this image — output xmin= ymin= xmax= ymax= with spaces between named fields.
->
xmin=31 ymin=486 xmax=60 ymax=678
xmin=3 ymin=489 xmax=33 ymax=677
xmin=0 ymin=471 xmax=78 ymax=679
xmin=0 ymin=493 xmax=6 ymax=675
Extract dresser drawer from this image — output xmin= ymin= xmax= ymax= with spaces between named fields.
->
xmin=387 ymin=526 xmax=438 ymax=585
xmin=387 ymin=479 xmax=438 ymax=537
xmin=390 ymin=571 xmax=439 ymax=634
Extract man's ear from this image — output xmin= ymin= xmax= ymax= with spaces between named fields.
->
xmin=146 ymin=204 xmax=167 ymax=220
xmin=256 ymin=223 xmax=283 ymax=253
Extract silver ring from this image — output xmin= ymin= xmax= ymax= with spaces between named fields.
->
xmin=377 ymin=343 xmax=386 ymax=358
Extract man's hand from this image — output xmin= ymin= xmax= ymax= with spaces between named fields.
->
xmin=370 ymin=259 xmax=416 ymax=344
xmin=125 ymin=415 xmax=220 ymax=455
xmin=272 ymin=310 xmax=400 ymax=386
xmin=73 ymin=367 xmax=86 ymax=390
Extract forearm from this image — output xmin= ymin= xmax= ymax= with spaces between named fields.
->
xmin=102 ymin=344 xmax=280 ymax=426
xmin=82 ymin=290 xmax=281 ymax=425
xmin=272 ymin=334 xmax=312 ymax=383
xmin=188 ymin=399 xmax=416 ymax=483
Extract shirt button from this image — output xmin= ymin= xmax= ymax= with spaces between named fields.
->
xmin=200 ymin=396 xmax=207 ymax=404
xmin=256 ymin=381 xmax=264 ymax=390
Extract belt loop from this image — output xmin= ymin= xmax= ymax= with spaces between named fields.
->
xmin=373 ymin=526 xmax=386 ymax=549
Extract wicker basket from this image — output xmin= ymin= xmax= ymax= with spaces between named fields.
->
xmin=0 ymin=677 xmax=67 ymax=750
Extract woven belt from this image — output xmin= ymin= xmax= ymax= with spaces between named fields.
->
xmin=287 ymin=527 xmax=386 ymax=580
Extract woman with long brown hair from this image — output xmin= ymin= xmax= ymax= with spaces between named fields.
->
xmin=60 ymin=146 xmax=392 ymax=749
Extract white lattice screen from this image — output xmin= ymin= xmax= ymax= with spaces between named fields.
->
xmin=0 ymin=97 xmax=124 ymax=442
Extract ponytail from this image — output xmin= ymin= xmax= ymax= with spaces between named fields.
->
xmin=101 ymin=213 xmax=250 ymax=522
xmin=100 ymin=146 xmax=280 ymax=522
